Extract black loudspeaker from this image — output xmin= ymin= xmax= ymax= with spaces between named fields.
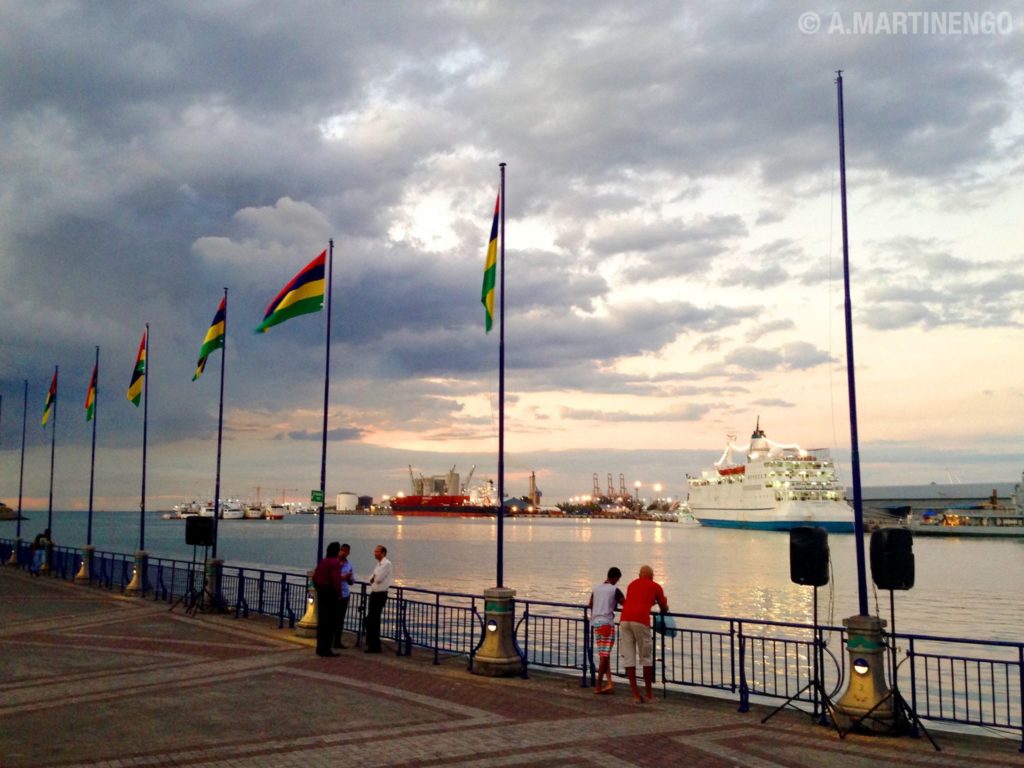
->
xmin=185 ymin=516 xmax=214 ymax=547
xmin=870 ymin=527 xmax=914 ymax=591
xmin=789 ymin=526 xmax=829 ymax=587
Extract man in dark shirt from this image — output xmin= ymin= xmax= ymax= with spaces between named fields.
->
xmin=311 ymin=541 xmax=342 ymax=657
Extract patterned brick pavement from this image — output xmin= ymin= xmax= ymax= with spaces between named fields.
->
xmin=1 ymin=567 xmax=1020 ymax=767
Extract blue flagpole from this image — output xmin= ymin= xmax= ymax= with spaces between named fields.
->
xmin=497 ymin=162 xmax=506 ymax=589
xmin=47 ymin=365 xmax=58 ymax=533
xmin=87 ymin=347 xmax=99 ymax=546
xmin=140 ymin=324 xmax=149 ymax=552
xmin=836 ymin=71 xmax=868 ymax=616
xmin=317 ymin=239 xmax=334 ymax=560
xmin=16 ymin=380 xmax=27 ymax=539
xmin=212 ymin=290 xmax=227 ymax=560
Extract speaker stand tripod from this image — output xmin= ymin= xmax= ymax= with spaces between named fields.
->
xmin=762 ymin=586 xmax=840 ymax=734
xmin=838 ymin=590 xmax=939 ymax=750
xmin=169 ymin=543 xmax=213 ymax=616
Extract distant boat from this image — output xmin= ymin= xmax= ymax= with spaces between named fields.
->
xmin=171 ymin=501 xmax=201 ymax=518
xmin=0 ymin=501 xmax=25 ymax=521
xmin=389 ymin=494 xmax=496 ymax=517
xmin=390 ymin=465 xmax=498 ymax=518
xmin=686 ymin=420 xmax=854 ymax=533
xmin=907 ymin=490 xmax=1024 ymax=538
xmin=220 ymin=499 xmax=245 ymax=519
xmin=263 ymin=503 xmax=285 ymax=520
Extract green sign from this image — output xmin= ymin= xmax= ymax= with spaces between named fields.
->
xmin=311 ymin=490 xmax=324 ymax=503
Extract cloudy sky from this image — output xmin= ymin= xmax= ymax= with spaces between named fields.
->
xmin=1 ymin=2 xmax=1023 ymax=511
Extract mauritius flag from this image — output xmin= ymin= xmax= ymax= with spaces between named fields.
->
xmin=193 ymin=297 xmax=226 ymax=381
xmin=481 ymin=192 xmax=499 ymax=333
xmin=42 ymin=368 xmax=57 ymax=426
xmin=255 ymin=251 xmax=326 ymax=333
xmin=127 ymin=330 xmax=146 ymax=406
xmin=84 ymin=364 xmax=97 ymax=421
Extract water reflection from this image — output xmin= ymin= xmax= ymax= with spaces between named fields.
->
xmin=27 ymin=512 xmax=1024 ymax=642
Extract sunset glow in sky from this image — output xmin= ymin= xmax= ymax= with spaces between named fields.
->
xmin=1 ymin=3 xmax=1022 ymax=510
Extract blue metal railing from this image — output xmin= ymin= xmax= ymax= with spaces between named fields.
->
xmin=2 ymin=536 xmax=1020 ymax=750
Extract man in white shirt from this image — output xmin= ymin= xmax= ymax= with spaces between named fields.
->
xmin=364 ymin=545 xmax=393 ymax=653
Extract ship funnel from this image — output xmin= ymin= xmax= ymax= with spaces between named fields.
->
xmin=748 ymin=418 xmax=769 ymax=460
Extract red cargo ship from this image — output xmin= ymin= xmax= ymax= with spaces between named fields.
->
xmin=389 ymin=465 xmax=497 ymax=517
xmin=388 ymin=494 xmax=496 ymax=517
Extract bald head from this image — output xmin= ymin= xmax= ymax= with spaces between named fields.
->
xmin=639 ymin=565 xmax=654 ymax=579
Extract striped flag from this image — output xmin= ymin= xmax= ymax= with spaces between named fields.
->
xmin=127 ymin=330 xmax=146 ymax=406
xmin=193 ymin=297 xmax=227 ymax=381
xmin=255 ymin=251 xmax=326 ymax=333
xmin=42 ymin=369 xmax=57 ymax=426
xmin=84 ymin=364 xmax=97 ymax=421
xmin=481 ymin=192 xmax=499 ymax=333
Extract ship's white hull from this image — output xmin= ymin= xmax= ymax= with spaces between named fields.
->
xmin=689 ymin=496 xmax=854 ymax=532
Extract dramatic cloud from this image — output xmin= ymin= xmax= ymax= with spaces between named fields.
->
xmin=1 ymin=2 xmax=1023 ymax=506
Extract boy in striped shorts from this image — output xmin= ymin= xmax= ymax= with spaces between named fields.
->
xmin=589 ymin=567 xmax=624 ymax=693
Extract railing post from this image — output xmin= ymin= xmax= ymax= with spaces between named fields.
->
xmin=152 ymin=562 xmax=163 ymax=602
xmin=395 ymin=587 xmax=407 ymax=656
xmin=582 ymin=606 xmax=592 ymax=688
xmin=277 ymin=573 xmax=287 ymax=628
xmin=234 ymin=569 xmax=244 ymax=618
xmin=356 ymin=583 xmax=367 ymax=648
xmin=737 ymin=620 xmax=749 ymax=712
xmin=1018 ymin=644 xmax=1023 ymax=753
xmin=658 ymin=622 xmax=666 ymax=698
xmin=433 ymin=593 xmax=441 ymax=665
xmin=520 ymin=603 xmax=530 ymax=680
xmin=906 ymin=635 xmax=921 ymax=737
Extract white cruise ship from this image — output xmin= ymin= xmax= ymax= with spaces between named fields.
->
xmin=686 ymin=421 xmax=854 ymax=532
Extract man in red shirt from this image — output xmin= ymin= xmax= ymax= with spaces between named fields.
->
xmin=619 ymin=564 xmax=668 ymax=703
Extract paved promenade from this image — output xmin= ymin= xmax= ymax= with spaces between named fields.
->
xmin=1 ymin=567 xmax=1020 ymax=767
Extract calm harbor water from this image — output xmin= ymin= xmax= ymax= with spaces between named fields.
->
xmin=4 ymin=509 xmax=1022 ymax=643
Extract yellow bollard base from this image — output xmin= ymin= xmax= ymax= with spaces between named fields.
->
xmin=834 ymin=614 xmax=896 ymax=733
xmin=123 ymin=551 xmax=148 ymax=596
xmin=472 ymin=587 xmax=522 ymax=678
xmin=294 ymin=588 xmax=319 ymax=638
xmin=74 ymin=546 xmax=95 ymax=584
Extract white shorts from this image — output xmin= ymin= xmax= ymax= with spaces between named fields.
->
xmin=618 ymin=620 xmax=653 ymax=668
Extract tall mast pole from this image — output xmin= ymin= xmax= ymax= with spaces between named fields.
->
xmin=212 ymin=289 xmax=228 ymax=560
xmin=87 ymin=346 xmax=99 ymax=546
xmin=837 ymin=71 xmax=869 ymax=616
xmin=16 ymin=381 xmax=27 ymax=539
xmin=317 ymin=239 xmax=334 ymax=560
xmin=47 ymin=366 xmax=58 ymax=532
xmin=140 ymin=324 xmax=149 ymax=552
xmin=496 ymin=162 xmax=506 ymax=589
